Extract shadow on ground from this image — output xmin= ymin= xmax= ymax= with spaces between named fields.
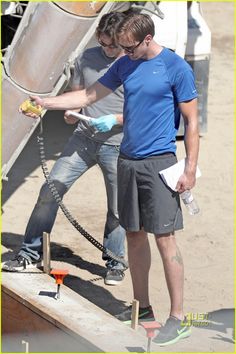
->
xmin=192 ymin=308 xmax=235 ymax=345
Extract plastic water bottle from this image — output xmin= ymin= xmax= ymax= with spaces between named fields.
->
xmin=180 ymin=190 xmax=200 ymax=215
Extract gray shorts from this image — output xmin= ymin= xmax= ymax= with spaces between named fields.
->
xmin=117 ymin=153 xmax=183 ymax=234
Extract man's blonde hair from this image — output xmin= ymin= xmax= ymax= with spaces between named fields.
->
xmin=116 ymin=13 xmax=155 ymax=42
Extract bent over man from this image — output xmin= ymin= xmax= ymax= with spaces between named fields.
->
xmin=3 ymin=12 xmax=127 ymax=286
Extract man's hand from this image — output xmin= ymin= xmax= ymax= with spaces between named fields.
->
xmin=89 ymin=114 xmax=117 ymax=132
xmin=64 ymin=110 xmax=79 ymax=125
xmin=175 ymin=171 xmax=196 ymax=194
xmin=29 ymin=95 xmax=44 ymax=107
xmin=19 ymin=96 xmax=44 ymax=119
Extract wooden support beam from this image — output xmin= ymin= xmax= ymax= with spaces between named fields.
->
xmin=43 ymin=232 xmax=51 ymax=274
xmin=131 ymin=299 xmax=139 ymax=330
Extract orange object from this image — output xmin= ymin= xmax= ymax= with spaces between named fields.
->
xmin=140 ymin=321 xmax=161 ymax=338
xmin=50 ymin=269 xmax=68 ymax=284
xmin=140 ymin=321 xmax=162 ymax=352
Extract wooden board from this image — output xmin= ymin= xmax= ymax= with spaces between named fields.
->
xmin=1 ymin=272 xmax=159 ymax=352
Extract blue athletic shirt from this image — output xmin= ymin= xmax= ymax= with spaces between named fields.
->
xmin=98 ymin=47 xmax=198 ymax=158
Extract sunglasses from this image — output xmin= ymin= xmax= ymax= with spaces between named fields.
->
xmin=98 ymin=39 xmax=119 ymax=49
xmin=118 ymin=39 xmax=144 ymax=54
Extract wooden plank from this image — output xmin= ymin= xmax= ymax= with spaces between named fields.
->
xmin=131 ymin=299 xmax=139 ymax=330
xmin=43 ymin=232 xmax=51 ymax=274
xmin=1 ymin=272 xmax=156 ymax=352
xmin=2 ymin=291 xmax=99 ymax=353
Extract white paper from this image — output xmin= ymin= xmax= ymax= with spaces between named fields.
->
xmin=159 ymin=158 xmax=201 ymax=191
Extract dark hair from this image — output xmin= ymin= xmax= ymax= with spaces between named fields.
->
xmin=116 ymin=13 xmax=155 ymax=42
xmin=96 ymin=12 xmax=126 ymax=43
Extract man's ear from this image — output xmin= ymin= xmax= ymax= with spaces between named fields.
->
xmin=145 ymin=34 xmax=153 ymax=45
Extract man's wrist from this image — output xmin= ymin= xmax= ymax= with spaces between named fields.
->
xmin=114 ymin=114 xmax=123 ymax=125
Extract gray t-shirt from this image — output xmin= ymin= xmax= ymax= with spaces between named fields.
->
xmin=71 ymin=46 xmax=124 ymax=145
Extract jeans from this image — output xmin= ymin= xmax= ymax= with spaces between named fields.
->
xmin=19 ymin=132 xmax=126 ymax=270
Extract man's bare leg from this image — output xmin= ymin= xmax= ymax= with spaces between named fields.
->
xmin=155 ymin=232 xmax=184 ymax=320
xmin=126 ymin=230 xmax=151 ymax=307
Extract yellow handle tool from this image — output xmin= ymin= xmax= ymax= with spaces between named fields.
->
xmin=20 ymin=99 xmax=43 ymax=115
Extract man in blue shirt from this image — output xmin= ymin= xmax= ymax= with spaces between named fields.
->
xmin=20 ymin=13 xmax=199 ymax=347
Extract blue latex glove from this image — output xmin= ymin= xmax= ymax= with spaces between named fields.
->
xmin=89 ymin=114 xmax=117 ymax=132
